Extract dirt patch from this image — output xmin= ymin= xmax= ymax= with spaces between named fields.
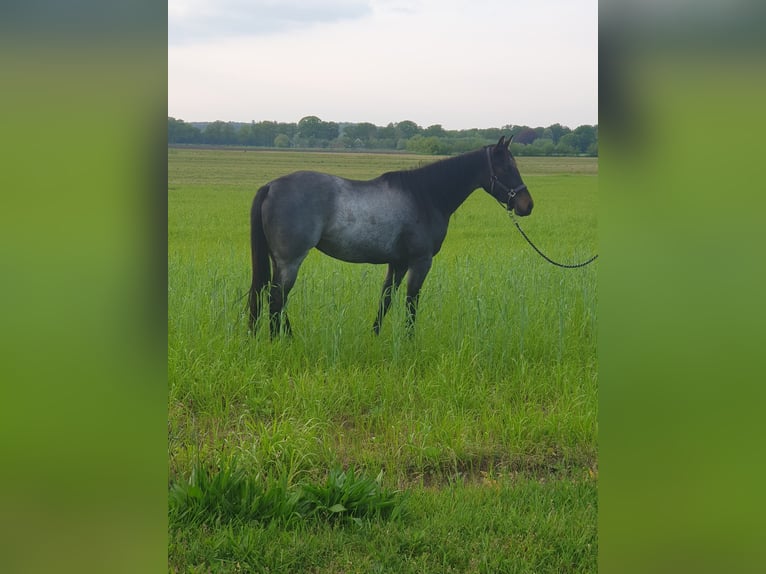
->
xmin=397 ymin=451 xmax=597 ymax=489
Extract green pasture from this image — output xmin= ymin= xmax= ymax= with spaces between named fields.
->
xmin=168 ymin=148 xmax=598 ymax=572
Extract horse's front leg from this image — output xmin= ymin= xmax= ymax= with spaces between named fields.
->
xmin=372 ymin=263 xmax=406 ymax=335
xmin=404 ymin=257 xmax=433 ymax=333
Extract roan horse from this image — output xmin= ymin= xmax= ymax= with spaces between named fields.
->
xmin=248 ymin=136 xmax=533 ymax=336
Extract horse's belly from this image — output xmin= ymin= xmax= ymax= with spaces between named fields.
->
xmin=316 ymin=224 xmax=401 ymax=264
xmin=317 ymin=206 xmax=407 ymax=264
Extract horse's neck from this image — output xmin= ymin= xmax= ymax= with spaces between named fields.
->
xmin=428 ymin=150 xmax=486 ymax=216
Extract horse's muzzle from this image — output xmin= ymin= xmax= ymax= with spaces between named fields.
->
xmin=513 ymin=199 xmax=533 ymax=217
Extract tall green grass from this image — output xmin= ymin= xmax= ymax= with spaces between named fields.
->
xmin=169 ymin=149 xmax=598 ymax=572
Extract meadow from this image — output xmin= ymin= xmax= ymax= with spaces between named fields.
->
xmin=168 ymin=148 xmax=598 ymax=572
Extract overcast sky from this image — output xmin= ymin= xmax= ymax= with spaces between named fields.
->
xmin=168 ymin=0 xmax=597 ymax=130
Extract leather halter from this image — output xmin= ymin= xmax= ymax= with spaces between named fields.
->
xmin=486 ymin=146 xmax=527 ymax=206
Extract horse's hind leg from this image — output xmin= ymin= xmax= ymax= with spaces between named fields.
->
xmin=269 ymin=285 xmax=289 ymax=337
xmin=373 ymin=263 xmax=406 ymax=335
xmin=269 ymin=258 xmax=303 ymax=337
xmin=404 ymin=257 xmax=433 ymax=333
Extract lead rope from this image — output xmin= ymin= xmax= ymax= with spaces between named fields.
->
xmin=487 ymin=145 xmax=598 ymax=268
xmin=509 ymin=210 xmax=599 ymax=269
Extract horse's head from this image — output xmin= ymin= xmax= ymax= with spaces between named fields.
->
xmin=484 ymin=136 xmax=534 ymax=216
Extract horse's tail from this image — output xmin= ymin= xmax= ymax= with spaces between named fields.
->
xmin=248 ymin=184 xmax=271 ymax=331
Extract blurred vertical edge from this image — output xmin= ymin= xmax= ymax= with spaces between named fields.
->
xmin=0 ymin=2 xmax=167 ymax=573
xmin=599 ymin=1 xmax=766 ymax=573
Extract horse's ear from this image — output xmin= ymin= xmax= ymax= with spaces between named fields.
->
xmin=506 ymin=134 xmax=514 ymax=147
xmin=496 ymin=136 xmax=505 ymax=148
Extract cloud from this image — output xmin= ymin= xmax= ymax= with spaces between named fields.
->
xmin=369 ymin=0 xmax=423 ymax=15
xmin=169 ymin=0 xmax=373 ymax=44
xmin=169 ymin=0 xmax=598 ymax=129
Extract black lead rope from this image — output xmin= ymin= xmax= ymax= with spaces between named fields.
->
xmin=509 ymin=211 xmax=599 ymax=269
xmin=486 ymin=146 xmax=597 ymax=268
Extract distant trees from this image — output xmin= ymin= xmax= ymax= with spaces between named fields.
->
xmin=240 ymin=121 xmax=284 ymax=146
xmin=514 ymin=127 xmax=539 ymax=145
xmin=395 ymin=120 xmax=420 ymax=140
xmin=167 ymin=116 xmax=598 ymax=156
xmin=201 ymin=120 xmax=236 ymax=145
xmin=273 ymin=134 xmax=290 ymax=148
xmin=296 ymin=115 xmax=339 ymax=146
xmin=168 ymin=117 xmax=201 ymax=144
xmin=343 ymin=122 xmax=378 ymax=143
xmin=406 ymin=135 xmax=449 ymax=155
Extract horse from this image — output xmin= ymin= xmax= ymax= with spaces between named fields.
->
xmin=248 ymin=136 xmax=533 ymax=337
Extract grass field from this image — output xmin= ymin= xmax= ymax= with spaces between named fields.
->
xmin=168 ymin=148 xmax=598 ymax=572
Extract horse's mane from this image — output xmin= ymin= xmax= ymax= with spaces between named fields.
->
xmin=378 ymin=148 xmax=486 ymax=214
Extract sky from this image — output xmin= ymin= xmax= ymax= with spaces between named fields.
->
xmin=168 ymin=0 xmax=597 ymax=130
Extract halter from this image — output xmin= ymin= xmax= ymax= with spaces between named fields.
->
xmin=486 ymin=146 xmax=527 ymax=208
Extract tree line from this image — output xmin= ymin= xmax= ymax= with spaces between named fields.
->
xmin=168 ymin=115 xmax=597 ymax=156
